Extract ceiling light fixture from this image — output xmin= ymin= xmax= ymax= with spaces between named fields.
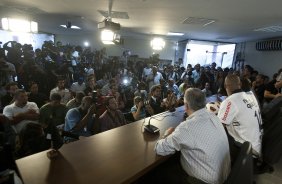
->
xmin=151 ymin=38 xmax=165 ymax=50
xmin=1 ymin=18 xmax=38 ymax=33
xmin=101 ymin=29 xmax=115 ymax=44
xmin=84 ymin=41 xmax=89 ymax=47
xmin=167 ymin=32 xmax=184 ymax=36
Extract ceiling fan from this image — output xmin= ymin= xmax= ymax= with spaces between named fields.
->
xmin=60 ymin=20 xmax=81 ymax=29
xmin=98 ymin=0 xmax=129 ymax=21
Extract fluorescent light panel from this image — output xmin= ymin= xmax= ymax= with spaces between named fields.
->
xmin=167 ymin=32 xmax=184 ymax=36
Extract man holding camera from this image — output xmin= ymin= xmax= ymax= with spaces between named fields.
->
xmin=64 ymin=96 xmax=97 ymax=140
xmin=131 ymin=96 xmax=154 ymax=121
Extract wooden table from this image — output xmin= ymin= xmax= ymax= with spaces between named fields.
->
xmin=16 ymin=106 xmax=185 ymax=184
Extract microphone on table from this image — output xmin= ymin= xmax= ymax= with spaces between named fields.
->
xmin=143 ymin=111 xmax=168 ymax=134
xmin=144 ymin=116 xmax=160 ymax=134
xmin=143 ymin=106 xmax=178 ymax=134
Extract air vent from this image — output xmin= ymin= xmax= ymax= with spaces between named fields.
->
xmin=216 ymin=37 xmax=233 ymax=40
xmin=5 ymin=5 xmax=46 ymax=14
xmin=182 ymin=17 xmax=216 ymax=26
xmin=254 ymin=26 xmax=282 ymax=33
xmin=98 ymin=10 xmax=129 ymax=19
xmin=256 ymin=39 xmax=282 ymax=51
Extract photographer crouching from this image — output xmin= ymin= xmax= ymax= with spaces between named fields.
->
xmin=131 ymin=96 xmax=154 ymax=121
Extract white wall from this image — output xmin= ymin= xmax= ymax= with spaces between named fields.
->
xmin=0 ymin=30 xmax=54 ymax=49
xmin=235 ymin=41 xmax=282 ymax=78
xmin=55 ymin=33 xmax=177 ymax=61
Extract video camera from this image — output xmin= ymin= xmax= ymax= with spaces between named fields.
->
xmin=140 ymin=93 xmax=150 ymax=106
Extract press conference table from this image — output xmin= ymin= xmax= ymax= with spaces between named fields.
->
xmin=16 ymin=106 xmax=185 ymax=184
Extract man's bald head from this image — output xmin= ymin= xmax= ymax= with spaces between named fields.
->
xmin=225 ymin=74 xmax=241 ymax=96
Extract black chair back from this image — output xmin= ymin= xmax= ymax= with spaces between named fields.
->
xmin=123 ymin=112 xmax=135 ymax=123
xmin=225 ymin=141 xmax=253 ymax=184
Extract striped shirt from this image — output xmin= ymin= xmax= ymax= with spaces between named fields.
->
xmin=155 ymin=108 xmax=230 ymax=184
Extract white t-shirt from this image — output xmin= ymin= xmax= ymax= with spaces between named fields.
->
xmin=142 ymin=67 xmax=152 ymax=78
xmin=85 ymin=67 xmax=95 ymax=76
xmin=147 ymin=72 xmax=163 ymax=90
xmin=71 ymin=51 xmax=79 ymax=66
xmin=3 ymin=102 xmax=39 ymax=133
xmin=192 ymin=70 xmax=200 ymax=83
xmin=70 ymin=82 xmax=86 ymax=93
xmin=218 ymin=91 xmax=262 ymax=155
xmin=50 ymin=87 xmax=72 ymax=105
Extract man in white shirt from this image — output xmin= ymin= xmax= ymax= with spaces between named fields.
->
xmin=50 ymin=78 xmax=72 ymax=105
xmin=3 ymin=89 xmax=39 ymax=133
xmin=142 ymin=64 xmax=152 ymax=80
xmin=84 ymin=63 xmax=95 ymax=77
xmin=155 ymin=88 xmax=230 ymax=184
xmin=71 ymin=47 xmax=80 ymax=67
xmin=218 ymin=74 xmax=262 ymax=157
xmin=166 ymin=78 xmax=180 ymax=96
xmin=192 ymin=64 xmax=201 ymax=83
xmin=70 ymin=77 xmax=86 ymax=94
xmin=146 ymin=66 xmax=163 ymax=90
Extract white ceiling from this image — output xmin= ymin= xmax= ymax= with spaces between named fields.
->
xmin=1 ymin=0 xmax=282 ymax=43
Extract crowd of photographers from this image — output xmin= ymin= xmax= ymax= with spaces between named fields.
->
xmin=0 ymin=39 xmax=281 ymax=162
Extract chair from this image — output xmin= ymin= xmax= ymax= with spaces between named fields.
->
xmin=123 ymin=112 xmax=135 ymax=123
xmin=224 ymin=141 xmax=253 ymax=184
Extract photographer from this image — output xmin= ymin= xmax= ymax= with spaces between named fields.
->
xmin=64 ymin=96 xmax=97 ymax=141
xmin=3 ymin=41 xmax=22 ymax=68
xmin=0 ymin=48 xmax=16 ymax=87
xmin=131 ymin=96 xmax=153 ymax=121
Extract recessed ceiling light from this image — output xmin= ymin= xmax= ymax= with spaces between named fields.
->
xmin=84 ymin=41 xmax=89 ymax=47
xmin=60 ymin=25 xmax=81 ymax=29
xmin=254 ymin=26 xmax=282 ymax=32
xmin=167 ymin=32 xmax=184 ymax=36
